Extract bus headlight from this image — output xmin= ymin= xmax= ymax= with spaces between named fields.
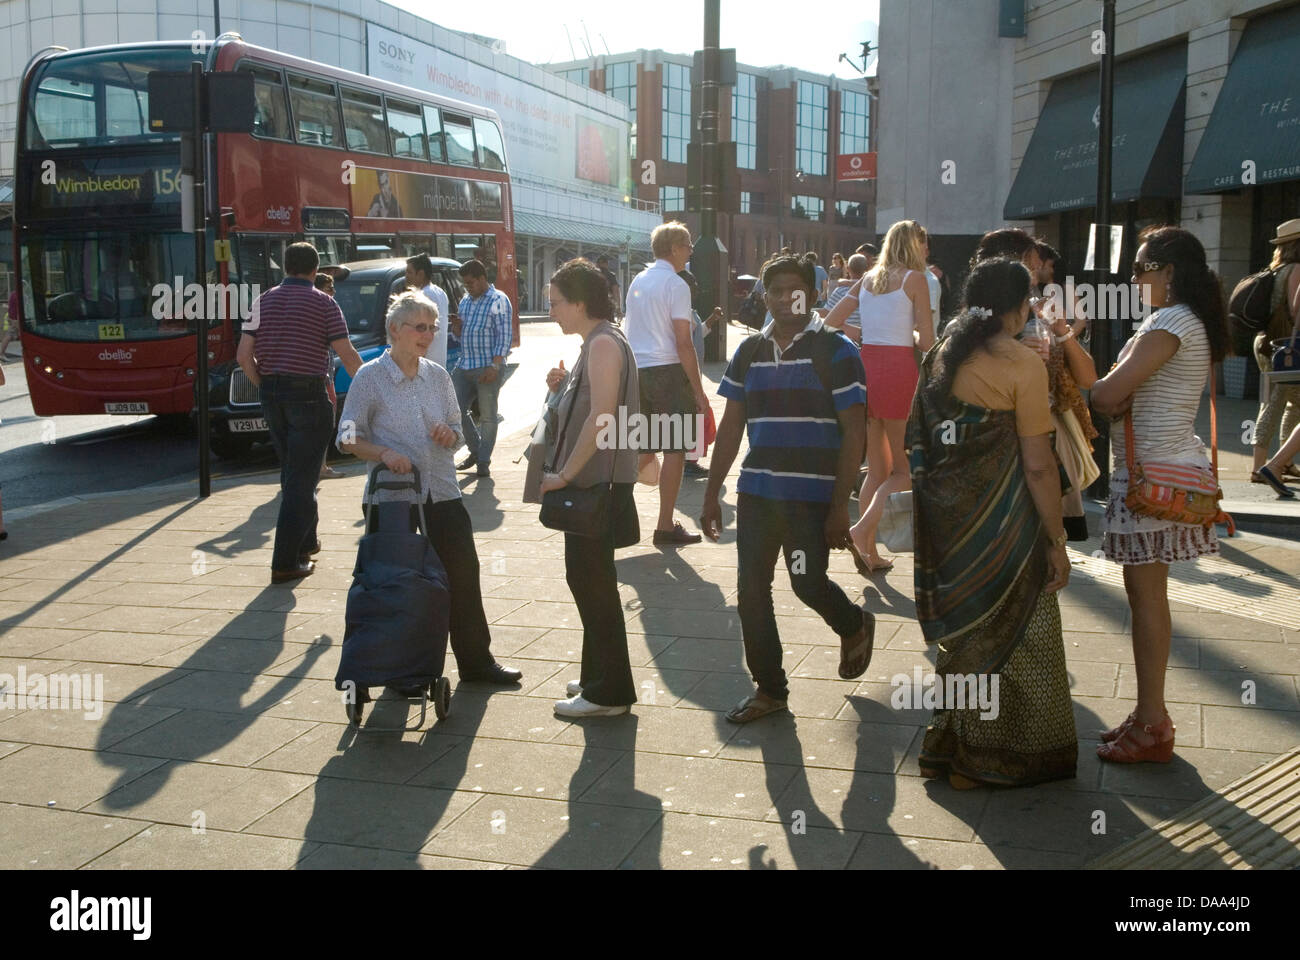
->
xmin=44 ymin=365 xmax=54 ymax=375
xmin=55 ymin=371 xmax=64 ymax=380
xmin=33 ymin=356 xmax=42 ymax=365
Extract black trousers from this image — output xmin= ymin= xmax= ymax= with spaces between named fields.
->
xmin=564 ymin=482 xmax=637 ymax=706
xmin=736 ymin=493 xmax=863 ymax=701
xmin=413 ymin=496 xmax=495 ymax=676
xmin=261 ymin=375 xmax=334 ymax=571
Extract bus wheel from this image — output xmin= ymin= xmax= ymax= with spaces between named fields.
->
xmin=210 ymin=432 xmax=254 ymax=460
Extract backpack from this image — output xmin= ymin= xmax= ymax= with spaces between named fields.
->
xmin=1227 ymin=268 xmax=1277 ymax=356
xmin=728 ymin=330 xmax=841 ymax=400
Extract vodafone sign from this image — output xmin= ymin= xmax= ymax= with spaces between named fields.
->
xmin=837 ymin=152 xmax=877 ymax=181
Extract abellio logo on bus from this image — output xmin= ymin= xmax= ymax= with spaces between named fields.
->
xmin=150 ymin=278 xmax=260 ymax=324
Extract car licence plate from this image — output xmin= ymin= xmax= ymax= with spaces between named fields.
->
xmin=228 ymin=417 xmax=267 ymax=433
xmin=104 ymin=402 xmax=149 ymax=414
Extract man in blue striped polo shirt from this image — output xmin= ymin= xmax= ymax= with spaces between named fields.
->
xmin=701 ymin=254 xmax=875 ymax=723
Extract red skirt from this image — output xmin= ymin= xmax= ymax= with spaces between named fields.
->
xmin=860 ymin=344 xmax=919 ymax=419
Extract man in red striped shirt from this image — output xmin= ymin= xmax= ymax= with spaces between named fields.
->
xmin=237 ymin=242 xmax=363 ymax=582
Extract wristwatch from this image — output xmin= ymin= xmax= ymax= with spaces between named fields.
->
xmin=1047 ymin=531 xmax=1068 ymax=547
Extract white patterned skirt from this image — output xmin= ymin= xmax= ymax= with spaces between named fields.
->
xmin=1102 ymin=465 xmax=1220 ymax=565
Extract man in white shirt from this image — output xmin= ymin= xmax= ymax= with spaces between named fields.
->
xmin=406 ymin=254 xmax=450 ymax=369
xmin=623 ymin=221 xmax=708 ymax=545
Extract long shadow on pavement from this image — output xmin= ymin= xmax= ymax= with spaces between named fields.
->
xmin=94 ymin=583 xmax=329 ymax=803
xmin=293 ymin=689 xmax=490 ymax=868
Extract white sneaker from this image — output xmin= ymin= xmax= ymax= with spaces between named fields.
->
xmin=565 ymin=680 xmax=583 ymax=697
xmin=553 ymin=694 xmax=628 ymax=718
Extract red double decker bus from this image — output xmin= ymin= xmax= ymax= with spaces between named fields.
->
xmin=14 ymin=34 xmax=517 ymax=428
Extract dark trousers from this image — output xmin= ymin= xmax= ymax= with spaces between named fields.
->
xmin=564 ymin=483 xmax=637 ymax=706
xmin=261 ymin=376 xmax=334 ymax=571
xmin=736 ymin=493 xmax=863 ymax=701
xmin=417 ymin=496 xmax=495 ymax=675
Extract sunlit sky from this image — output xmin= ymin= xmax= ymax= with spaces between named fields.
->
xmin=387 ymin=0 xmax=880 ymax=80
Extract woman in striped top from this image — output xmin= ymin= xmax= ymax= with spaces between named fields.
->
xmin=1090 ymin=226 xmax=1232 ymax=765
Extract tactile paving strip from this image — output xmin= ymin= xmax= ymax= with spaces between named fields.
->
xmin=1067 ymin=547 xmax=1300 ymax=630
xmin=1085 ymin=746 xmax=1300 ymax=869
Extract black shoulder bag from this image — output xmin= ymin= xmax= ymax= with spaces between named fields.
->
xmin=539 ymin=335 xmax=631 ymax=539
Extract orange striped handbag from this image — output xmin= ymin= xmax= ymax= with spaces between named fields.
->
xmin=1124 ymin=366 xmax=1235 ymax=535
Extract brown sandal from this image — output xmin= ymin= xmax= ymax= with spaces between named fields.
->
xmin=837 ymin=609 xmax=876 ymax=680
xmin=725 ymin=694 xmax=788 ymax=724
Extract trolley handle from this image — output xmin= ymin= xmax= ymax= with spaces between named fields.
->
xmin=367 ymin=464 xmax=422 ymax=500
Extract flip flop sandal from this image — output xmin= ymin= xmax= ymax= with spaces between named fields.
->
xmin=725 ymin=694 xmax=787 ymax=724
xmin=849 ymin=544 xmax=893 ymax=578
xmin=1257 ymin=466 xmax=1296 ymax=499
xmin=838 ymin=610 xmax=876 ymax=680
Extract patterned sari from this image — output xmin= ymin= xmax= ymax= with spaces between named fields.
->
xmin=907 ymin=349 xmax=1077 ymax=786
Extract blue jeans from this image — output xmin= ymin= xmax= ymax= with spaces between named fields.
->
xmin=260 ymin=375 xmax=335 ymax=571
xmin=452 ymin=365 xmax=501 ymax=468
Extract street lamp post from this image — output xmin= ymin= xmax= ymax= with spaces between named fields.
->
xmin=695 ymin=0 xmax=730 ymax=361
xmin=1089 ymin=0 xmax=1117 ymax=497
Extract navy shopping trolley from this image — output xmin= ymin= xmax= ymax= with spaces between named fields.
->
xmin=335 ymin=466 xmax=452 ymax=729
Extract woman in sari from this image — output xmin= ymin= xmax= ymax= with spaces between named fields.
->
xmin=910 ymin=258 xmax=1076 ymax=788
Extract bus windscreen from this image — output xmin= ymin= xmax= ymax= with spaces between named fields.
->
xmin=25 ymin=48 xmax=201 ymax=150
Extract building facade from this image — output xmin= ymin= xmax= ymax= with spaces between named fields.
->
xmin=0 ymin=0 xmax=662 ymax=309
xmin=877 ymin=0 xmax=1300 ymax=314
xmin=548 ymin=50 xmax=879 ymax=279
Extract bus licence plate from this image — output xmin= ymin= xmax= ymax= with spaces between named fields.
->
xmin=229 ymin=418 xmax=267 ymax=433
xmin=104 ymin=402 xmax=149 ymax=414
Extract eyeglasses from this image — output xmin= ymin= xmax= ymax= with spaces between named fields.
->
xmin=1132 ymin=261 xmax=1163 ymax=275
xmin=403 ymin=322 xmax=436 ymax=333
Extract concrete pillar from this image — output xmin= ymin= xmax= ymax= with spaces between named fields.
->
xmin=1182 ymin=18 xmax=1251 ymax=286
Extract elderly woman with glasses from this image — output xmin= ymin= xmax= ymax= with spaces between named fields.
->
xmin=337 ymin=290 xmax=522 ymax=688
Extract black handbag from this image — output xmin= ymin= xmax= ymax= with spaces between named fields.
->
xmin=539 ymin=335 xmax=632 ymax=540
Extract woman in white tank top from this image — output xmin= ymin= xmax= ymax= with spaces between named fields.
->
xmin=825 ymin=220 xmax=936 ymax=573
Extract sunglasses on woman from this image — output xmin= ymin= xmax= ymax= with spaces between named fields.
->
xmin=403 ymin=322 xmax=436 ymax=333
xmin=1132 ymin=261 xmax=1163 ymax=275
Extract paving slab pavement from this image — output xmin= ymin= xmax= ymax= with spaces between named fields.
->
xmin=1 ymin=327 xmax=1298 ymax=869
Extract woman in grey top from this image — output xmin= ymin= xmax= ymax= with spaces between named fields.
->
xmin=338 ymin=291 xmax=522 ymax=688
xmin=537 ymin=259 xmax=641 ymax=717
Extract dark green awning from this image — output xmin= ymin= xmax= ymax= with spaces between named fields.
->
xmin=1185 ymin=5 xmax=1300 ymax=194
xmin=1003 ymin=44 xmax=1186 ymax=220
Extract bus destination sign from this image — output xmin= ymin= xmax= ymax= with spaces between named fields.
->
xmin=301 ymin=207 xmax=352 ymax=233
xmin=27 ymin=155 xmax=183 ymax=219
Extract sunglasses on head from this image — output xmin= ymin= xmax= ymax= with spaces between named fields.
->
xmin=404 ymin=322 xmax=436 ymax=333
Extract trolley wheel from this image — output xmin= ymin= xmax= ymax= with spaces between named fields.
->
xmin=433 ymin=676 xmax=451 ymax=720
xmin=345 ymin=692 xmax=366 ymax=723
xmin=345 ymin=688 xmax=367 ymax=726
